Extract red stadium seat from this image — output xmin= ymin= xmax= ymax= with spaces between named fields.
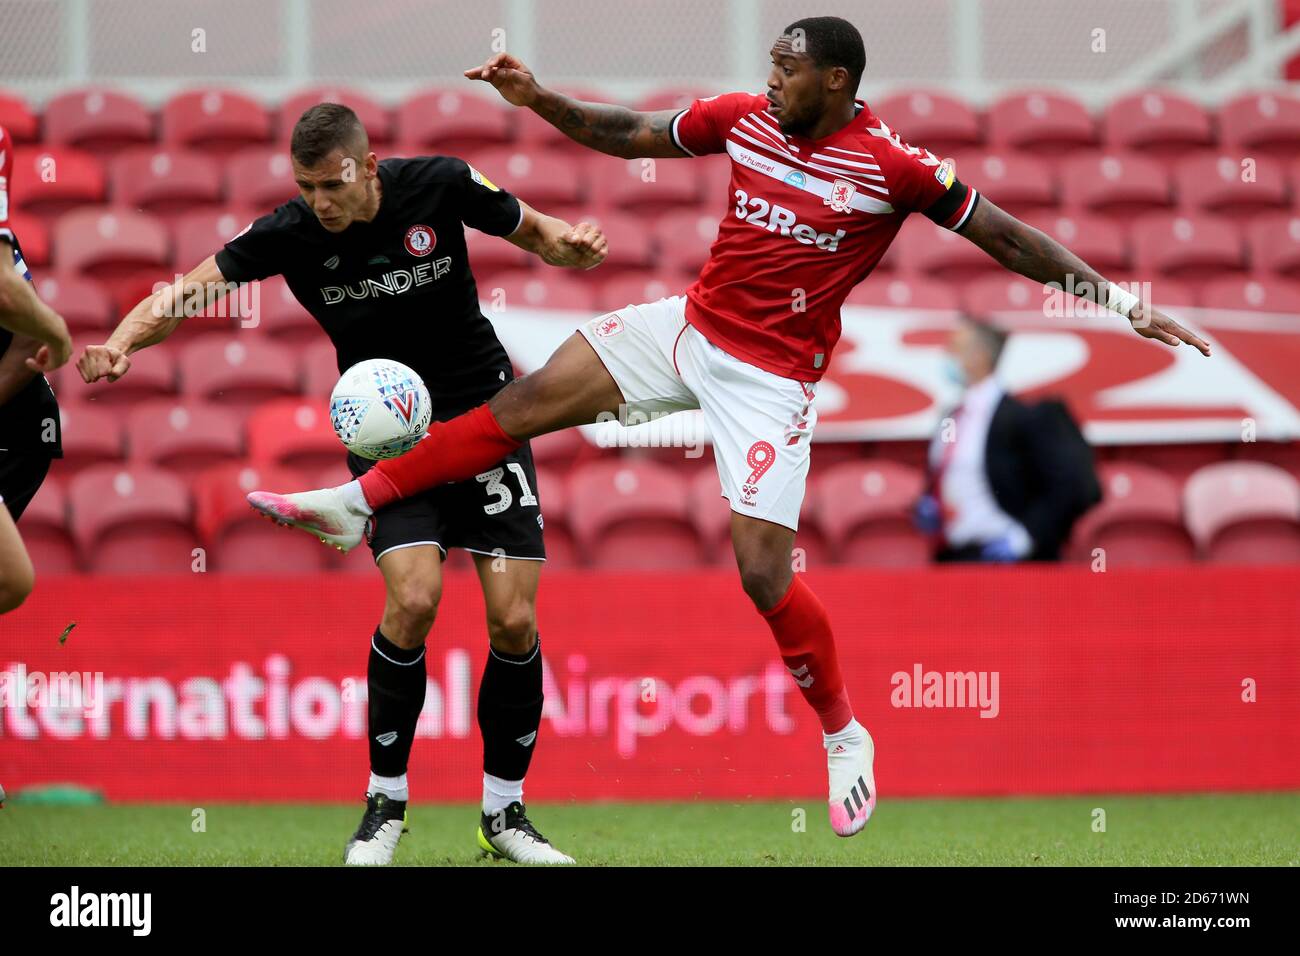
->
xmin=160 ymin=89 xmax=272 ymax=155
xmin=32 ymin=272 xmax=113 ymax=335
xmin=125 ymin=400 xmax=244 ymax=478
xmin=10 ymin=146 xmax=107 ymax=215
xmin=574 ymin=210 xmax=656 ymax=274
xmin=532 ymin=465 xmax=578 ymax=567
xmin=4 ymin=211 xmax=49 ymax=266
xmin=652 ymin=210 xmax=718 ymax=276
xmin=177 ymin=335 xmax=300 ymax=409
xmin=481 ymin=269 xmax=599 ymax=313
xmin=1245 ymin=214 xmax=1300 ymax=278
xmin=844 ymin=275 xmax=961 ymax=313
xmin=171 ymin=207 xmax=259 ymax=272
xmin=1235 ymin=440 xmax=1300 ymax=481
xmin=57 ymin=402 xmax=126 ymax=477
xmin=248 ymin=274 xmax=319 ymax=343
xmin=71 ymin=334 xmax=178 ymax=406
xmin=110 ymin=147 xmax=224 ymax=214
xmin=567 ymin=460 xmax=701 ymax=567
xmin=0 ymin=91 xmax=40 ymax=142
xmin=1101 ymin=90 xmax=1214 ymax=158
xmin=1020 ymin=212 xmax=1130 ymax=274
xmin=467 ymin=147 xmax=587 ymax=213
xmin=463 ymin=224 xmax=532 ymax=281
xmin=52 ymin=206 xmax=170 ymax=275
xmin=1218 ymin=91 xmax=1300 ymax=157
xmin=812 ymin=460 xmax=928 ymax=566
xmin=246 ymin=398 xmax=340 ymax=471
xmin=1199 ymin=276 xmax=1300 ymax=316
xmin=225 ymin=147 xmax=298 ymax=209
xmin=301 ymin=339 xmax=342 ymax=398
xmin=1183 ymin=461 xmax=1300 ymax=562
xmin=528 ymin=428 xmax=591 ymax=469
xmin=689 ymin=467 xmax=732 ymax=565
xmin=19 ymin=481 xmax=76 ymax=574
xmin=874 ymin=90 xmax=983 ymax=155
xmin=960 ymin=274 xmax=1051 ymax=320
xmin=193 ymin=462 xmax=329 ymax=572
xmin=600 ymin=273 xmax=695 ymax=309
xmin=278 ymin=87 xmax=392 ymax=143
xmin=1130 ymin=213 xmax=1245 ymax=283
xmin=1067 ymin=462 xmax=1194 ymax=565
xmin=67 ymin=464 xmax=195 ymax=572
xmin=396 ymin=88 xmax=512 ymax=152
xmin=1107 ymin=443 xmax=1227 ymax=486
xmin=1173 ymin=153 xmax=1290 ymax=221
xmin=987 ymin=91 xmax=1097 ymax=155
xmin=1059 ymin=153 xmax=1173 ymax=220
xmin=894 ymin=217 xmax=1003 ymax=282
xmin=951 ymin=151 xmax=1056 ymax=215
xmin=632 ymin=87 xmax=715 ymax=112
xmin=595 ymin=156 xmax=702 ymax=210
xmin=43 ymin=89 xmax=154 ymax=152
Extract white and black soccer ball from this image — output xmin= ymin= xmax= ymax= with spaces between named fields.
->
xmin=329 ymin=359 xmax=432 ymax=460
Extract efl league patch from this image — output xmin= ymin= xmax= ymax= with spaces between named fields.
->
xmin=824 ymin=178 xmax=857 ymax=213
xmin=468 ymin=165 xmax=500 ymax=191
xmin=593 ymin=314 xmax=624 ymax=338
xmin=935 ymin=158 xmax=956 ymax=189
xmin=404 ymin=224 xmax=436 ymax=257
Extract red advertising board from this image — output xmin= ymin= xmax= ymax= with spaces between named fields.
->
xmin=1 ymin=567 xmax=1297 ymax=801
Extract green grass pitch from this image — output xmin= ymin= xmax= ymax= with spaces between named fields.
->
xmin=4 ymin=793 xmax=1297 ymax=866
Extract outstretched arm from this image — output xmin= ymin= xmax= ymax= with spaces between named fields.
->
xmin=506 ymin=201 xmax=607 ymax=269
xmin=958 ymin=198 xmax=1211 ymax=356
xmin=0 ymin=239 xmax=72 ymax=374
xmin=464 ymin=53 xmax=686 ymax=159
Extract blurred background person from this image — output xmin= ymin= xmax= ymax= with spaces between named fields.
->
xmin=916 ymin=317 xmax=1097 ymax=563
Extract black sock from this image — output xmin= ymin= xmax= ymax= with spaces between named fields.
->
xmin=477 ymin=635 xmax=544 ymax=782
xmin=368 ymin=627 xmax=427 ymax=778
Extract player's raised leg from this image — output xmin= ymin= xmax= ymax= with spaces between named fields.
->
xmin=731 ymin=514 xmax=875 ymax=836
xmin=344 ymin=544 xmax=442 ymax=865
xmin=470 ymin=553 xmax=573 ymax=864
xmin=248 ymin=331 xmax=624 ymax=549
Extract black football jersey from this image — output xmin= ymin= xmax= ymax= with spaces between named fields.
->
xmin=214 ymin=155 xmax=524 ymax=418
xmin=0 ymin=229 xmax=61 ymax=456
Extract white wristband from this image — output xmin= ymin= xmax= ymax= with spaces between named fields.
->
xmin=1105 ymin=282 xmax=1141 ymax=319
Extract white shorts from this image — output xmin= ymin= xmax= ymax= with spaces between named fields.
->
xmin=579 ymin=295 xmax=817 ymax=531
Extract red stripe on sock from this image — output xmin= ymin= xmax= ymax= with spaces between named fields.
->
xmin=359 ymin=403 xmax=521 ymax=510
xmin=760 ymin=575 xmax=854 ymax=734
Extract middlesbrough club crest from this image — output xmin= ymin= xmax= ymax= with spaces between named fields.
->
xmin=404 ymin=224 xmax=436 ymax=257
xmin=824 ymin=178 xmax=857 ymax=213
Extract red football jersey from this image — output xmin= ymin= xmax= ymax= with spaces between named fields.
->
xmin=671 ymin=92 xmax=979 ymax=381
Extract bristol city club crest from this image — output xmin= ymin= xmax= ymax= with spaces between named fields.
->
xmin=404 ymin=224 xmax=436 ymax=257
xmin=823 ymin=178 xmax=857 ymax=213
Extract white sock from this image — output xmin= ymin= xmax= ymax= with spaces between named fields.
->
xmin=824 ymin=717 xmax=862 ymax=743
xmin=369 ymin=772 xmax=408 ymax=801
xmin=341 ymin=479 xmax=373 ymax=516
xmin=482 ymin=773 xmax=524 ymax=814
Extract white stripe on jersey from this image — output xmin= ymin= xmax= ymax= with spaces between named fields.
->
xmin=725 ymin=141 xmax=895 ymax=215
xmin=865 ymin=120 xmax=942 ymax=167
xmin=728 ymin=121 xmax=890 ymax=195
xmin=737 ymin=115 xmax=789 ymax=152
xmin=749 ymin=111 xmax=800 ymax=152
xmin=810 ymin=151 xmax=883 ymax=174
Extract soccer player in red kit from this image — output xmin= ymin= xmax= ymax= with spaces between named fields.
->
xmin=250 ymin=17 xmax=1211 ymax=837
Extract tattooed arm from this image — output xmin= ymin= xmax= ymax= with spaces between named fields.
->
xmin=958 ymin=198 xmax=1211 ymax=355
xmin=463 ymin=52 xmax=687 ymax=159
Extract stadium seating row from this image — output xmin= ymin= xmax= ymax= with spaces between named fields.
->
xmin=3 ymin=86 xmax=1299 ymax=158
xmin=22 ymin=454 xmax=1300 ymax=573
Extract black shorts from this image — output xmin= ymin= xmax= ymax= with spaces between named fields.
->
xmin=0 ymin=451 xmax=52 ymax=522
xmin=347 ymin=441 xmax=546 ymax=564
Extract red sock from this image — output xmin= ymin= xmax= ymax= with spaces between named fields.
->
xmin=359 ymin=403 xmax=521 ymax=509
xmin=760 ymin=575 xmax=854 ymax=734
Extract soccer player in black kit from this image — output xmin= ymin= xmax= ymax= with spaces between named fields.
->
xmin=0 ymin=124 xmax=73 ymax=614
xmin=79 ymin=104 xmax=607 ymax=864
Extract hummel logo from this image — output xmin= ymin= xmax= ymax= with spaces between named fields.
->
xmin=789 ymin=664 xmax=814 ymax=688
xmin=323 ymin=255 xmax=340 ymax=270
xmin=375 ymin=731 xmax=399 ymax=746
xmin=515 ymin=731 xmax=537 ymax=747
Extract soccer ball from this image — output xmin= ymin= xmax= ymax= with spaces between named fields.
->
xmin=329 ymin=359 xmax=432 ymax=460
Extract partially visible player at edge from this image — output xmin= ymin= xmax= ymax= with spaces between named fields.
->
xmin=0 ymin=124 xmax=73 ymax=615
xmin=247 ymin=17 xmax=1212 ymax=836
xmin=79 ymin=105 xmax=607 ymax=865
